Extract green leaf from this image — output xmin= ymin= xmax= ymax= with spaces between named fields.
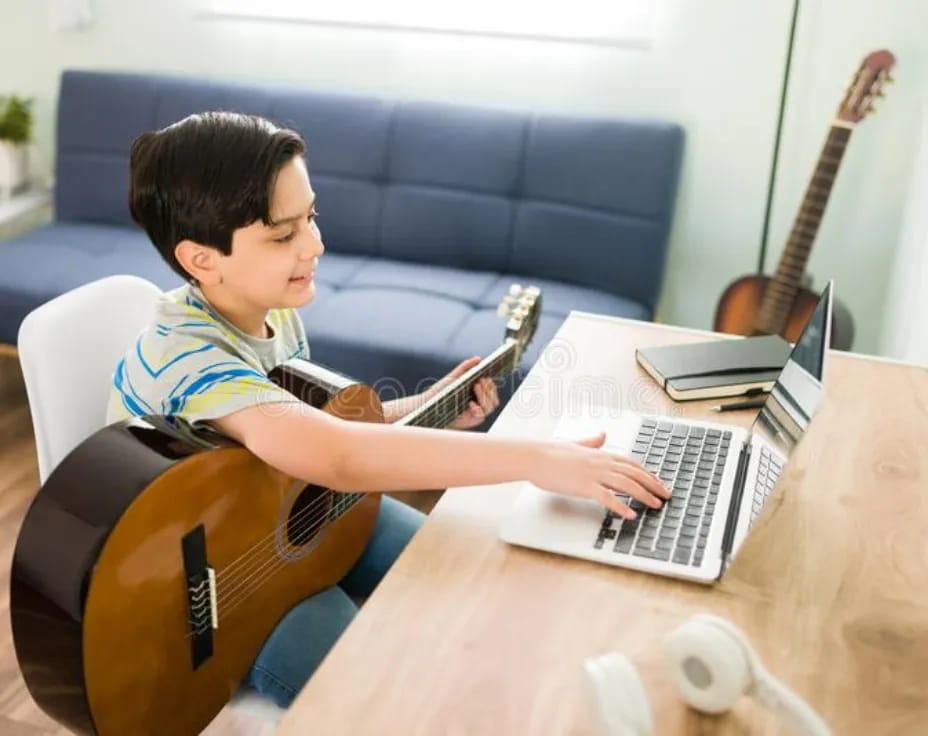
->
xmin=0 ymin=95 xmax=34 ymax=144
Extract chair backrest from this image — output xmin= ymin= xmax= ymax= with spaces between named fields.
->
xmin=17 ymin=274 xmax=162 ymax=484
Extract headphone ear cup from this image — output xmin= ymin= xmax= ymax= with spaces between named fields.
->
xmin=582 ymin=652 xmax=654 ymax=736
xmin=663 ymin=619 xmax=753 ymax=714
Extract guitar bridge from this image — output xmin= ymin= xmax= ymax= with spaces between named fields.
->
xmin=182 ymin=525 xmax=216 ymax=669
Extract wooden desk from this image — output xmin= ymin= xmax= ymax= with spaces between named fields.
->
xmin=277 ymin=312 xmax=928 ymax=735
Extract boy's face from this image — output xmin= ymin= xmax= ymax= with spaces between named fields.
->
xmin=183 ymin=155 xmax=324 ymax=312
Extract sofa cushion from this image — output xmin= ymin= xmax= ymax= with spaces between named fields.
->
xmin=0 ymin=224 xmax=182 ymax=342
xmin=298 ymin=289 xmax=471 ymax=393
xmin=379 ymin=185 xmax=511 ymax=272
xmin=341 ymin=259 xmax=498 ymax=304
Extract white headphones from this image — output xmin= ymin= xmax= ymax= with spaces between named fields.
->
xmin=582 ymin=613 xmax=831 ymax=736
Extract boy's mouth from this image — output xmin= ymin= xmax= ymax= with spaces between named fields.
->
xmin=289 ymin=272 xmax=314 ymax=285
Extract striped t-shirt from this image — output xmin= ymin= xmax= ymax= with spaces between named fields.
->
xmin=106 ymin=283 xmax=309 ymax=428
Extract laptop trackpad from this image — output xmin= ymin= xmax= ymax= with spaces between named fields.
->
xmin=499 ymin=484 xmax=607 ymax=550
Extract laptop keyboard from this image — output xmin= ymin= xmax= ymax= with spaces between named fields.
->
xmin=594 ymin=419 xmax=731 ymax=568
xmin=748 ymin=445 xmax=784 ymax=528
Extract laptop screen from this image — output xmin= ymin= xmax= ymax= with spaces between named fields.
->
xmin=723 ymin=282 xmax=833 ymax=566
xmin=750 ymin=280 xmax=833 ymax=457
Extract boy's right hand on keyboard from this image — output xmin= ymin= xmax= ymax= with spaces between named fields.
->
xmin=531 ymin=431 xmax=670 ymax=520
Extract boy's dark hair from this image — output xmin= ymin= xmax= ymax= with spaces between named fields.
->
xmin=128 ymin=111 xmax=306 ymax=282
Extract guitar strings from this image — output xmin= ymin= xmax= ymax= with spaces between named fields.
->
xmin=213 ymin=368 xmax=500 ymax=583
xmin=215 ymin=486 xmax=345 ymax=583
xmin=214 ymin=492 xmax=359 ymax=608
xmin=187 ymin=491 xmax=362 ymax=632
xmin=213 ymin=384 xmax=489 ymax=590
xmin=187 ymin=361 xmax=518 ymax=632
xmin=214 ymin=385 xmax=485 ymax=617
xmin=212 ymin=494 xmax=362 ymax=620
xmin=215 ymin=487 xmax=365 ymax=608
xmin=195 ymin=396 xmax=476 ymax=622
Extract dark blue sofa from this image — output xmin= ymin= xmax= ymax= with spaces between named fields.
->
xmin=0 ymin=69 xmax=683 ymax=414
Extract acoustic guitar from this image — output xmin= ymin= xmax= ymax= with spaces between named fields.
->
xmin=714 ymin=49 xmax=896 ymax=349
xmin=10 ymin=284 xmax=541 ymax=735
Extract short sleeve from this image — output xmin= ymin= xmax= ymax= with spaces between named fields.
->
xmin=178 ymin=357 xmax=302 ymax=427
xmin=110 ymin=331 xmax=302 ymax=428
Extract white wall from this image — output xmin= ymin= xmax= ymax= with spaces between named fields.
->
xmin=0 ymin=0 xmax=925 ymax=356
xmin=881 ymin=82 xmax=928 ymax=365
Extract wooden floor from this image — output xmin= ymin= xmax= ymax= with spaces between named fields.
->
xmin=0 ymin=355 xmax=440 ymax=734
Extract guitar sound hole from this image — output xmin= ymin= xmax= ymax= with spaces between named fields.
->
xmin=287 ymin=484 xmax=332 ymax=546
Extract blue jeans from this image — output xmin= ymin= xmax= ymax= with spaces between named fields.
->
xmin=246 ymin=495 xmax=425 ymax=707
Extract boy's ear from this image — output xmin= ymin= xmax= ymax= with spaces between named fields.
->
xmin=175 ymin=240 xmax=222 ymax=286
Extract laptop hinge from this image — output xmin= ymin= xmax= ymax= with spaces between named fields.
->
xmin=717 ymin=439 xmax=752 ymax=580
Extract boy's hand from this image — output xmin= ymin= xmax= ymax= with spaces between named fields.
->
xmin=532 ymin=432 xmax=670 ymax=519
xmin=425 ymin=356 xmax=500 ymax=430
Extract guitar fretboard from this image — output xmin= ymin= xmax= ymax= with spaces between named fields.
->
xmin=755 ymin=124 xmax=853 ymax=335
xmin=398 ymin=342 xmax=517 ymax=430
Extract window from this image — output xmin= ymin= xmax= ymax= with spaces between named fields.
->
xmin=205 ymin=0 xmax=655 ymax=48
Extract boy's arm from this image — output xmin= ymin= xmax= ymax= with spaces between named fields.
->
xmin=211 ymin=401 xmax=670 ymax=519
xmin=210 ymin=402 xmax=543 ymax=493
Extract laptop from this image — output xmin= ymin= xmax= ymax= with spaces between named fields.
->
xmin=499 ymin=281 xmax=834 ymax=583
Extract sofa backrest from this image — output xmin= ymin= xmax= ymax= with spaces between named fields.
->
xmin=56 ymin=70 xmax=683 ymax=309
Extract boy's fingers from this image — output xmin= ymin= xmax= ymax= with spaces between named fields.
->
xmin=473 ymin=382 xmax=492 ymax=414
xmin=600 ymin=487 xmax=636 ymax=519
xmin=607 ymin=472 xmax=662 ymax=509
xmin=612 ymin=454 xmax=668 ymax=496
xmin=478 ymin=385 xmax=494 ymax=414
xmin=616 ymin=462 xmax=670 ymax=499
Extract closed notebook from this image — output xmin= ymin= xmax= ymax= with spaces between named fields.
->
xmin=635 ymin=335 xmax=791 ymax=401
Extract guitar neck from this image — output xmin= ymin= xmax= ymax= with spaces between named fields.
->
xmin=755 ymin=123 xmax=853 ymax=335
xmin=395 ymin=340 xmax=519 ymax=430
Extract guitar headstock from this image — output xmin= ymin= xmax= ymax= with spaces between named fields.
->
xmin=837 ymin=49 xmax=896 ymax=123
xmin=497 ymin=283 xmax=543 ymax=365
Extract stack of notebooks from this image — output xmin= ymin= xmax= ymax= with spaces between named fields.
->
xmin=635 ymin=334 xmax=791 ymax=401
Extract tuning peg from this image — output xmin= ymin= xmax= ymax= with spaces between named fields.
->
xmin=508 ymin=283 xmax=523 ymax=297
xmin=496 ymin=301 xmax=510 ymax=318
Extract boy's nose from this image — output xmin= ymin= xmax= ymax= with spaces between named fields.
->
xmin=301 ymin=231 xmax=324 ymax=258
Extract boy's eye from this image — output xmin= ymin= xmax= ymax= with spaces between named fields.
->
xmin=274 ymin=211 xmax=319 ymax=243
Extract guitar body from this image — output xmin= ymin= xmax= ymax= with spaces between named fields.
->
xmin=11 ymin=367 xmax=383 ymax=736
xmin=714 ymin=274 xmax=855 ymax=349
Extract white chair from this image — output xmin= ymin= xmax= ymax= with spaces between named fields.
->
xmin=17 ymin=274 xmax=285 ymax=727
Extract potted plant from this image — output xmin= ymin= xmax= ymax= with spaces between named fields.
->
xmin=0 ymin=95 xmax=34 ymax=200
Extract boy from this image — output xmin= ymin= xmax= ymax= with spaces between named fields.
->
xmin=107 ymin=111 xmax=668 ymax=708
